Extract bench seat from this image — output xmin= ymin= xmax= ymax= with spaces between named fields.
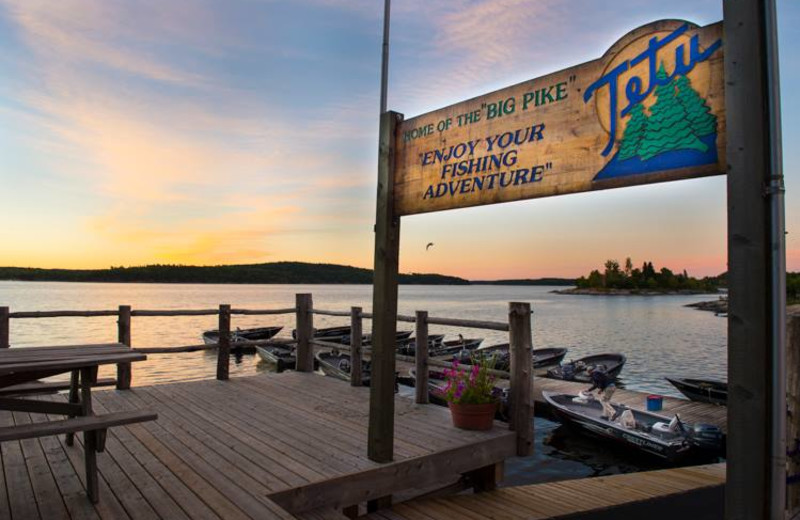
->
xmin=0 ymin=409 xmax=157 ymax=503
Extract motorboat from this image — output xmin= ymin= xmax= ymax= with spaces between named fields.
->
xmin=666 ymin=377 xmax=727 ymax=406
xmin=545 ymin=353 xmax=626 ymax=382
xmin=543 ymin=391 xmax=723 ymax=462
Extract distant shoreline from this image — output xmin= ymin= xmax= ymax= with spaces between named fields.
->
xmin=0 ymin=263 xmax=575 ymax=286
xmin=552 ymin=287 xmax=719 ymax=296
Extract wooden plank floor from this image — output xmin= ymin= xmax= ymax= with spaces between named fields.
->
xmin=362 ymin=463 xmax=726 ymax=519
xmin=0 ymin=372 xmax=515 ymax=520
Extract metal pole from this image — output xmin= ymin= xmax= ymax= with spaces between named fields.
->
xmin=379 ymin=0 xmax=391 ymax=114
xmin=764 ymin=0 xmax=786 ymax=515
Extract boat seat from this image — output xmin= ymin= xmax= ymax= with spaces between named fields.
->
xmin=652 ymin=422 xmax=672 ymax=434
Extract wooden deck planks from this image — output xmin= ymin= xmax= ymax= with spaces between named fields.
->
xmin=1 ymin=371 xmax=515 ymax=519
xmin=363 ymin=463 xmax=727 ymax=520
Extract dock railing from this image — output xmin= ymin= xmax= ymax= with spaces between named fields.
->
xmin=0 ymin=294 xmax=534 ymax=455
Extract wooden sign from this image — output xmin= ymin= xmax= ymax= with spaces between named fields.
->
xmin=393 ymin=20 xmax=725 ymax=216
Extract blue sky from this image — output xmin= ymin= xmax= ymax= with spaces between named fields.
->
xmin=0 ymin=0 xmax=796 ymax=279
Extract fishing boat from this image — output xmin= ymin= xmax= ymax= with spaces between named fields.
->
xmin=398 ymin=336 xmax=482 ymax=357
xmin=543 ymin=391 xmax=723 ymax=462
xmin=344 ymin=330 xmax=414 ymax=346
xmin=202 ymin=326 xmax=283 ymax=350
xmin=315 ymin=351 xmax=371 ymax=386
xmin=451 ymin=344 xmax=568 ymax=373
xmin=292 ymin=325 xmax=352 ymax=344
xmin=666 ymin=377 xmax=728 ymax=405
xmin=545 ymin=353 xmax=626 ymax=383
xmin=255 ymin=344 xmax=296 ymax=370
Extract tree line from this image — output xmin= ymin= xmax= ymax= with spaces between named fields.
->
xmin=574 ymin=258 xmax=720 ymax=292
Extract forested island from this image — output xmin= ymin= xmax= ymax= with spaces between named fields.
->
xmin=554 ymin=258 xmax=721 ymax=295
xmin=0 ymin=262 xmax=470 ymax=285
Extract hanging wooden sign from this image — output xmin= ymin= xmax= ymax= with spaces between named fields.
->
xmin=393 ymin=19 xmax=725 ymax=216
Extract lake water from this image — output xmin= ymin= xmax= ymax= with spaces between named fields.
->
xmin=0 ymin=281 xmax=727 ymax=482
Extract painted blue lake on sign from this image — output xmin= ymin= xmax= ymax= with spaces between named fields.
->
xmin=0 ymin=281 xmax=726 ymax=482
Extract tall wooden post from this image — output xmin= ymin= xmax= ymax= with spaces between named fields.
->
xmin=415 ymin=310 xmax=429 ymax=404
xmin=368 ymin=110 xmax=402 ymax=463
xmin=216 ymin=304 xmax=231 ymax=381
xmin=508 ymin=302 xmax=533 ymax=457
xmin=350 ymin=306 xmax=363 ymax=387
xmin=0 ymin=306 xmax=9 ymax=349
xmin=724 ymin=1 xmax=785 ymax=518
xmin=295 ymin=294 xmax=314 ymax=372
xmin=116 ymin=305 xmax=132 ymax=389
xmin=787 ymin=310 xmax=800 ymax=517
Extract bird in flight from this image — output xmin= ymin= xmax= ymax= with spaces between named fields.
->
xmin=426 ymin=242 xmax=434 ymax=251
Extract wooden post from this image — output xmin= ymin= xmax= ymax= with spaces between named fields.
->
xmin=724 ymin=1 xmax=786 ymax=518
xmin=368 ymin=110 xmax=402 ymax=463
xmin=787 ymin=310 xmax=800 ymax=517
xmin=508 ymin=302 xmax=533 ymax=457
xmin=415 ymin=310 xmax=429 ymax=404
xmin=295 ymin=294 xmax=314 ymax=372
xmin=116 ymin=305 xmax=132 ymax=390
xmin=0 ymin=306 xmax=9 ymax=348
xmin=216 ymin=304 xmax=231 ymax=381
xmin=350 ymin=306 xmax=363 ymax=386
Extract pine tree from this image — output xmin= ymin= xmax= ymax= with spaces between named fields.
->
xmin=675 ymin=75 xmax=717 ymax=138
xmin=617 ymin=102 xmax=647 ymax=161
xmin=637 ymin=63 xmax=708 ymax=161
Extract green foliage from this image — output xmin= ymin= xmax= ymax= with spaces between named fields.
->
xmin=577 ymin=258 xmax=719 ymax=293
xmin=0 ymin=262 xmax=470 ymax=285
xmin=788 ymin=273 xmax=800 ymax=304
xmin=675 ymin=75 xmax=717 ymax=137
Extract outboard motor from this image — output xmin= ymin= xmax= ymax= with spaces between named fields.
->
xmin=688 ymin=423 xmax=724 ymax=452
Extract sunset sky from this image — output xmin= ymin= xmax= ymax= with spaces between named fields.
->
xmin=0 ymin=0 xmax=797 ymax=280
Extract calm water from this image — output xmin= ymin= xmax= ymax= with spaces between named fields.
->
xmin=1 ymin=281 xmax=726 ymax=394
xmin=1 ymin=281 xmax=726 ymax=482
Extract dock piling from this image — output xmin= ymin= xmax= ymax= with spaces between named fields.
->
xmin=508 ymin=302 xmax=533 ymax=456
xmin=295 ymin=294 xmax=314 ymax=372
xmin=216 ymin=304 xmax=231 ymax=380
xmin=415 ymin=310 xmax=429 ymax=404
xmin=350 ymin=306 xmax=363 ymax=386
xmin=117 ymin=305 xmax=132 ymax=389
xmin=0 ymin=306 xmax=8 ymax=349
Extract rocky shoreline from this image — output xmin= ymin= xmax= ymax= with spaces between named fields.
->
xmin=685 ymin=298 xmax=728 ymax=314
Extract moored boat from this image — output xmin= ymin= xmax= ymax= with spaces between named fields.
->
xmin=398 ymin=336 xmax=482 ymax=357
xmin=545 ymin=353 xmax=626 ymax=382
xmin=255 ymin=344 xmax=296 ymax=370
xmin=543 ymin=391 xmax=723 ymax=462
xmin=292 ymin=325 xmax=352 ymax=344
xmin=202 ymin=326 xmax=283 ymax=350
xmin=315 ymin=351 xmax=371 ymax=386
xmin=666 ymin=377 xmax=728 ymax=405
xmin=451 ymin=344 xmax=568 ymax=374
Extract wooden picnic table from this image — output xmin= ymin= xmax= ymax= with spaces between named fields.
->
xmin=0 ymin=343 xmax=154 ymax=502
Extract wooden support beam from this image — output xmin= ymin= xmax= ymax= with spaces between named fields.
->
xmin=509 ymin=302 xmax=533 ymax=457
xmin=788 ymin=310 xmax=800 ymax=517
xmin=350 ymin=307 xmax=363 ymax=386
xmin=368 ymin=110 xmax=402 ymax=463
xmin=295 ymin=294 xmax=314 ymax=372
xmin=415 ymin=310 xmax=429 ymax=404
xmin=216 ymin=304 xmax=231 ymax=381
xmin=723 ymin=1 xmax=786 ymax=518
xmin=116 ymin=305 xmax=132 ymax=389
xmin=465 ymin=462 xmax=502 ymax=493
xmin=0 ymin=306 xmax=8 ymax=348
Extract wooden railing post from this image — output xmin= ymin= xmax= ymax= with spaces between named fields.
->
xmin=508 ymin=302 xmax=533 ymax=456
xmin=787 ymin=309 xmax=800 ymax=517
xmin=116 ymin=305 xmax=132 ymax=389
xmin=415 ymin=310 xmax=429 ymax=404
xmin=216 ymin=304 xmax=231 ymax=381
xmin=0 ymin=306 xmax=9 ymax=348
xmin=350 ymin=306 xmax=363 ymax=386
xmin=295 ymin=294 xmax=314 ymax=372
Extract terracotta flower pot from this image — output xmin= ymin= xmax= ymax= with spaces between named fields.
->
xmin=448 ymin=401 xmax=498 ymax=430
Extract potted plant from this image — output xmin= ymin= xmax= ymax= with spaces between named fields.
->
xmin=442 ymin=357 xmax=500 ymax=430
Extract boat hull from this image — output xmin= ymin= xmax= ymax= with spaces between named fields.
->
xmin=545 ymin=353 xmax=626 ymax=383
xmin=666 ymin=378 xmax=728 ymax=405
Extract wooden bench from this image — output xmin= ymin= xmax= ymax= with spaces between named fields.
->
xmin=0 ymin=410 xmax=157 ymax=503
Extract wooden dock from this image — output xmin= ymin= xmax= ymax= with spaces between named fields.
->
xmin=362 ymin=463 xmax=726 ymax=520
xmin=0 ymin=371 xmax=516 ymax=519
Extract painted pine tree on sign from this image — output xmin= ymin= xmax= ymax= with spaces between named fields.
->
xmin=637 ymin=64 xmax=708 ymax=161
xmin=675 ymin=75 xmax=717 ymax=138
xmin=618 ymin=103 xmax=647 ymax=161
